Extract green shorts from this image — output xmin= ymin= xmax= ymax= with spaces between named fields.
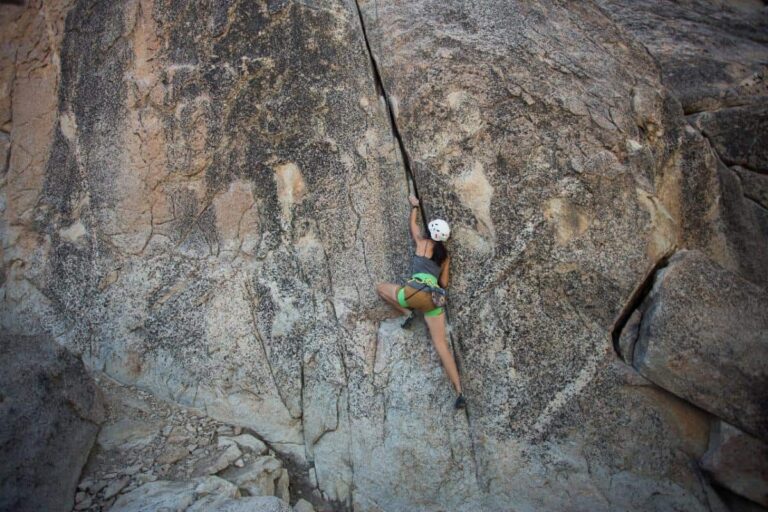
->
xmin=397 ymin=277 xmax=444 ymax=318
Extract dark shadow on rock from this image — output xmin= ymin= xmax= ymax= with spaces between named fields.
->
xmin=0 ymin=333 xmax=104 ymax=512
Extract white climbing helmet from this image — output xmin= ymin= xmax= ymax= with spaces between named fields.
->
xmin=428 ymin=219 xmax=450 ymax=242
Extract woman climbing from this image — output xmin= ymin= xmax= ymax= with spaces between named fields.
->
xmin=376 ymin=195 xmax=466 ymax=409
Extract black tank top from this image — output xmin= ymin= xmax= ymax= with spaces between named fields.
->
xmin=411 ymin=255 xmax=441 ymax=277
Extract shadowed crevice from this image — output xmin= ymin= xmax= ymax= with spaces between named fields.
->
xmin=611 ymin=247 xmax=676 ymax=361
xmin=352 ymin=1 xmax=428 ymax=230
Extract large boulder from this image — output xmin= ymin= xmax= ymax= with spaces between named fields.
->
xmin=621 ymin=250 xmax=768 ymax=441
xmin=0 ymin=334 xmax=104 ymax=512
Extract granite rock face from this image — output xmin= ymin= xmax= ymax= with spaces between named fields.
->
xmin=689 ymin=105 xmax=768 ymax=174
xmin=2 ymin=0 xmax=416 ymax=508
xmin=357 ymin=1 xmax=732 ymax=509
xmin=1 ymin=1 xmax=767 ymax=511
xmin=0 ymin=334 xmax=104 ymax=512
xmin=597 ymin=0 xmax=768 ymax=288
xmin=596 ymin=0 xmax=768 ymax=114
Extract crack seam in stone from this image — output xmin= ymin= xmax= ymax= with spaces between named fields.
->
xmin=3 ymin=44 xmax=17 ymax=175
xmin=353 ymin=4 xmax=484 ymax=496
xmin=610 ymin=247 xmax=676 ymax=360
xmin=683 ymin=99 xmax=761 ymax=116
xmin=743 ymin=192 xmax=768 ymax=213
xmin=242 ymin=279 xmax=293 ymax=417
xmin=352 ymin=0 xmax=427 ymax=229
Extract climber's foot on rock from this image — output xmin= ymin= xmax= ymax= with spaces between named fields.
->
xmin=454 ymin=393 xmax=466 ymax=410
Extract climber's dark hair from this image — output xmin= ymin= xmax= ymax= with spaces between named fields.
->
xmin=431 ymin=241 xmax=448 ymax=266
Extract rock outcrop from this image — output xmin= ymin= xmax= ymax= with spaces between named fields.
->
xmin=1 ymin=0 xmax=767 ymax=511
xmin=597 ymin=0 xmax=768 ymax=288
xmin=689 ymin=106 xmax=768 ymax=174
xmin=355 ymin=1 xmax=754 ymax=510
xmin=596 ymin=0 xmax=768 ymax=115
xmin=0 ymin=334 xmax=104 ymax=512
xmin=618 ymin=250 xmax=768 ymax=441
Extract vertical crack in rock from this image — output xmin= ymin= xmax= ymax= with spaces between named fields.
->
xmin=2 ymin=46 xmax=16 ymax=176
xmin=610 ymin=248 xmax=676 ymax=362
xmin=242 ymin=280 xmax=292 ymax=417
xmin=1 ymin=131 xmax=10 ymax=176
xmin=353 ymin=1 xmax=482 ymax=496
xmin=299 ymin=362 xmax=305 ymax=424
xmin=352 ymin=0 xmax=427 ymax=229
xmin=458 ymin=376 xmax=485 ymax=492
xmin=352 ymin=0 xmax=471 ymax=389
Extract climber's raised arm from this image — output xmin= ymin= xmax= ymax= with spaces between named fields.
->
xmin=408 ymin=195 xmax=423 ymax=243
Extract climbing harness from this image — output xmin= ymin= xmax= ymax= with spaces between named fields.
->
xmin=398 ymin=272 xmax=447 ymax=318
xmin=407 ymin=273 xmax=447 ymax=307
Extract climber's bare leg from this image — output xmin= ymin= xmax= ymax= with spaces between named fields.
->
xmin=376 ymin=283 xmax=411 ymax=316
xmin=424 ymin=313 xmax=462 ymax=394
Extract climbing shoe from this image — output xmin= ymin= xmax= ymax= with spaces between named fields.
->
xmin=454 ymin=393 xmax=466 ymax=410
xmin=401 ymin=312 xmax=415 ymax=329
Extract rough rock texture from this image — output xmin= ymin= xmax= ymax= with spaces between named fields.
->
xmin=219 ymin=455 xmax=285 ymax=498
xmin=734 ymin=166 xmax=768 ymax=213
xmin=3 ymin=1 xmax=411 ymax=508
xmin=596 ymin=0 xmax=768 ymax=114
xmin=357 ymin=1 xmax=735 ymax=510
xmin=294 ymin=499 xmax=316 ymax=512
xmin=0 ymin=334 xmax=104 ymax=512
xmin=2 ymin=1 xmax=767 ymax=511
xmin=621 ymin=250 xmax=768 ymax=441
xmin=111 ymin=477 xmax=292 ymax=512
xmin=701 ymin=421 xmax=768 ymax=508
xmin=689 ymin=105 xmax=768 ymax=174
xmin=597 ymin=0 xmax=768 ymax=288
xmin=76 ymin=374 xmax=308 ymax=511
